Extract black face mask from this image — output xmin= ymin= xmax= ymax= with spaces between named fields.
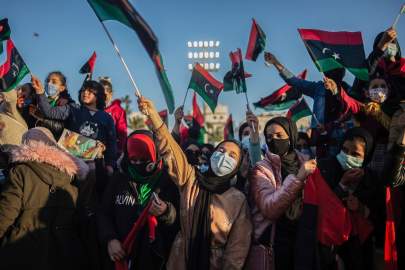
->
xmin=128 ymin=162 xmax=155 ymax=178
xmin=185 ymin=149 xmax=201 ymax=166
xmin=267 ymin=138 xmax=290 ymax=156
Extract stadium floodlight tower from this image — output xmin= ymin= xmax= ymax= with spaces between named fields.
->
xmin=187 ymin=40 xmax=221 ymax=72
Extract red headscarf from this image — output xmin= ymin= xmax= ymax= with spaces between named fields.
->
xmin=126 ymin=133 xmax=156 ymax=162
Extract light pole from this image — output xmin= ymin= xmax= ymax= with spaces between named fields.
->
xmin=187 ymin=40 xmax=221 ymax=72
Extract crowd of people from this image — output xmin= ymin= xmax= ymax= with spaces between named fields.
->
xmin=0 ymin=26 xmax=404 ymax=270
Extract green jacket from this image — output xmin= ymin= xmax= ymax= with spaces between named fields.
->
xmin=0 ymin=140 xmax=89 ymax=270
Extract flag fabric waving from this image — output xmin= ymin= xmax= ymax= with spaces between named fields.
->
xmin=188 ymin=63 xmax=223 ymax=113
xmin=253 ymin=69 xmax=307 ymax=112
xmin=87 ymin=0 xmax=175 ymax=113
xmin=0 ymin=18 xmax=11 ymax=54
xmin=79 ymin=51 xmax=97 ymax=74
xmin=223 ymin=48 xmax=249 ymax=93
xmin=245 ymin=18 xmax=266 ymax=61
xmin=0 ymin=39 xmax=29 ymax=92
xmin=224 ymin=114 xmax=235 ymax=140
xmin=192 ymin=92 xmax=204 ymax=127
xmin=286 ymin=98 xmax=312 ymax=122
xmin=298 ymin=28 xmax=368 ymax=81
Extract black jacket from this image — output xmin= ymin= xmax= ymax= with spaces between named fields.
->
xmin=97 ymin=169 xmax=180 ymax=270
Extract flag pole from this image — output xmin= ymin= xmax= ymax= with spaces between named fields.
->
xmin=392 ymin=4 xmax=405 ymax=28
xmin=182 ymin=88 xmax=190 ymax=109
xmin=244 ymin=91 xmax=257 ymax=133
xmin=99 ymin=21 xmax=142 ymax=98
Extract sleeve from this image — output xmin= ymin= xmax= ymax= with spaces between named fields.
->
xmin=367 ymin=48 xmax=385 ymax=77
xmin=383 ymin=144 xmax=405 ymax=187
xmin=97 ymin=178 xmax=119 ymax=245
xmin=340 ymin=88 xmax=363 ymax=115
xmin=37 ymin=94 xmax=71 ymax=121
xmin=116 ymin=109 xmax=128 ymax=154
xmin=279 ymin=67 xmax=319 ymax=98
xmin=250 ymin=165 xmax=305 ymax=221
xmin=104 ymin=116 xmax=118 ymax=167
xmin=362 ymin=102 xmax=391 ymax=130
xmin=248 ymin=140 xmax=262 ymax=166
xmin=222 ymin=199 xmax=252 ymax=270
xmin=0 ymin=167 xmax=24 ymax=238
xmin=154 ymin=123 xmax=195 ymax=187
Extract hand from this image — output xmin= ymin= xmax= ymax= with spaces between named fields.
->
xmin=246 ymin=110 xmax=259 ymax=143
xmin=107 ymin=239 xmax=126 ymax=262
xmin=264 ymin=52 xmax=279 ymax=66
xmin=149 ymin=195 xmax=168 ymax=217
xmin=16 ymin=96 xmax=25 ymax=108
xmin=296 ymin=159 xmax=317 ymax=181
xmin=31 ymin=75 xmax=45 ymax=95
xmin=137 ymin=96 xmax=156 ymax=116
xmin=377 ymin=28 xmax=397 ymax=50
xmin=346 ymin=194 xmax=360 ymax=211
xmin=174 ymin=106 xmax=184 ymax=124
xmin=323 ymin=77 xmax=338 ymax=95
xmin=340 ymin=168 xmax=364 ymax=186
xmin=239 ymin=151 xmax=250 ymax=178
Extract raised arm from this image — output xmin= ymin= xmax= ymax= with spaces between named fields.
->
xmin=138 ymin=97 xmax=194 ymax=187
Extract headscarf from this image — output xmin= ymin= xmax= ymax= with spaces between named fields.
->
xmin=238 ymin=122 xmax=250 ymax=141
xmin=187 ymin=139 xmax=242 ymax=270
xmin=264 ymin=117 xmax=300 ymax=179
xmin=341 ymin=127 xmax=374 ymax=167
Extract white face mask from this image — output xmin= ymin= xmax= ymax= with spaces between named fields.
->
xmin=368 ymin=87 xmax=388 ymax=103
xmin=210 ymin=151 xmax=238 ymax=177
xmin=385 ymin=43 xmax=398 ymax=58
xmin=45 ymin=83 xmax=59 ymax=97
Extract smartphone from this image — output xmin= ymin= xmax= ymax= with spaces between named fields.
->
xmin=152 ymin=192 xmax=161 ymax=205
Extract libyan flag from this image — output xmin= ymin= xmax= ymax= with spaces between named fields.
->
xmin=0 ymin=18 xmax=11 ymax=54
xmin=298 ymin=29 xmax=368 ymax=81
xmin=286 ymin=98 xmax=312 ymax=122
xmin=189 ymin=63 xmax=223 ymax=113
xmin=79 ymin=51 xmax=97 ymax=74
xmin=224 ymin=48 xmax=250 ymax=93
xmin=254 ymin=69 xmax=307 ymax=112
xmin=0 ymin=39 xmax=30 ymax=92
xmin=245 ymin=18 xmax=266 ymax=61
xmin=224 ymin=114 xmax=234 ymax=140
xmin=87 ymin=0 xmax=175 ymax=113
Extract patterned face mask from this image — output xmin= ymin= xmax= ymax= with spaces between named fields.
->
xmin=368 ymin=87 xmax=388 ymax=103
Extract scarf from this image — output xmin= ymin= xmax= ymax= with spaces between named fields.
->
xmin=187 ymin=140 xmax=242 ymax=270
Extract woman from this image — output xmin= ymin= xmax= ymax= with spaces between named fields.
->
xmin=316 ymin=127 xmax=380 ymax=270
xmin=98 ymin=130 xmax=179 ymax=270
xmin=249 ymin=117 xmax=317 ymax=270
xmin=0 ymin=127 xmax=89 ymax=270
xmin=138 ymin=97 xmax=252 ymax=270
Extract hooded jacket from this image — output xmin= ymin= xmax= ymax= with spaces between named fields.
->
xmin=105 ymin=99 xmax=127 ymax=155
xmin=0 ymin=140 xmax=89 ymax=270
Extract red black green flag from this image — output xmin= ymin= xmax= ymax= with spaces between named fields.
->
xmin=188 ymin=63 xmax=223 ymax=113
xmin=145 ymin=109 xmax=168 ymax=127
xmin=79 ymin=51 xmax=97 ymax=74
xmin=286 ymin=98 xmax=312 ymax=122
xmin=245 ymin=18 xmax=266 ymax=61
xmin=0 ymin=39 xmax=29 ymax=92
xmin=87 ymin=0 xmax=175 ymax=113
xmin=254 ymin=69 xmax=307 ymax=112
xmin=224 ymin=114 xmax=234 ymax=140
xmin=0 ymin=18 xmax=11 ymax=54
xmin=298 ymin=29 xmax=368 ymax=81
xmin=223 ymin=48 xmax=250 ymax=93
xmin=192 ymin=92 xmax=204 ymax=127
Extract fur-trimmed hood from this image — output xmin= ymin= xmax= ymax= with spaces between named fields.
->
xmin=10 ymin=141 xmax=89 ymax=181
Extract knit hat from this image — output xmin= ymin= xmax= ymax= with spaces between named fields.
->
xmin=22 ymin=127 xmax=57 ymax=146
xmin=126 ymin=133 xmax=156 ymax=162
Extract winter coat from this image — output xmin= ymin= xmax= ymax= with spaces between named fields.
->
xmin=0 ymin=140 xmax=89 ymax=270
xmin=105 ymin=99 xmax=127 ymax=156
xmin=97 ymin=169 xmax=179 ymax=270
xmin=249 ymin=150 xmax=307 ymax=241
xmin=153 ymin=123 xmax=252 ymax=270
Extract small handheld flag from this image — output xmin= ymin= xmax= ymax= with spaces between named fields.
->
xmin=0 ymin=18 xmax=11 ymax=54
xmin=245 ymin=18 xmax=266 ymax=61
xmin=79 ymin=51 xmax=97 ymax=75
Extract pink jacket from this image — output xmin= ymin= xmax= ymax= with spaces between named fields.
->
xmin=249 ymin=151 xmax=307 ymax=240
xmin=105 ymin=99 xmax=127 ymax=155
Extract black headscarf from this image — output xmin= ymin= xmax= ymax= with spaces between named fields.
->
xmin=264 ymin=117 xmax=300 ymax=179
xmin=341 ymin=127 xmax=374 ymax=167
xmin=238 ymin=122 xmax=250 ymax=141
xmin=187 ymin=139 xmax=242 ymax=270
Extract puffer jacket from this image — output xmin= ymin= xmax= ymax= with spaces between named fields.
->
xmin=153 ymin=121 xmax=252 ymax=270
xmin=249 ymin=150 xmax=307 ymax=240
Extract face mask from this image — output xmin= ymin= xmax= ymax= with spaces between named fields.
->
xmin=45 ymin=83 xmax=59 ymax=97
xmin=386 ymin=43 xmax=398 ymax=57
xmin=210 ymin=151 xmax=238 ymax=177
xmin=241 ymin=136 xmax=250 ymax=151
xmin=298 ymin=148 xmax=312 ymax=157
xmin=368 ymin=87 xmax=388 ymax=103
xmin=23 ymin=98 xmax=32 ymax=107
xmin=267 ymin=138 xmax=290 ymax=156
xmin=336 ymin=151 xmax=364 ymax=171
xmin=199 ymin=163 xmax=209 ymax=173
xmin=128 ymin=161 xmax=156 ymax=180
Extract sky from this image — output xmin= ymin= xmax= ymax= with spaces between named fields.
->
xmin=2 ymin=0 xmax=404 ymax=126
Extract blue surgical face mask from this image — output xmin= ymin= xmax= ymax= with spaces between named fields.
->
xmin=241 ymin=136 xmax=250 ymax=152
xmin=45 ymin=83 xmax=59 ymax=97
xmin=336 ymin=150 xmax=364 ymax=171
xmin=199 ymin=163 xmax=209 ymax=173
xmin=23 ymin=98 xmax=32 ymax=107
xmin=210 ymin=151 xmax=238 ymax=177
